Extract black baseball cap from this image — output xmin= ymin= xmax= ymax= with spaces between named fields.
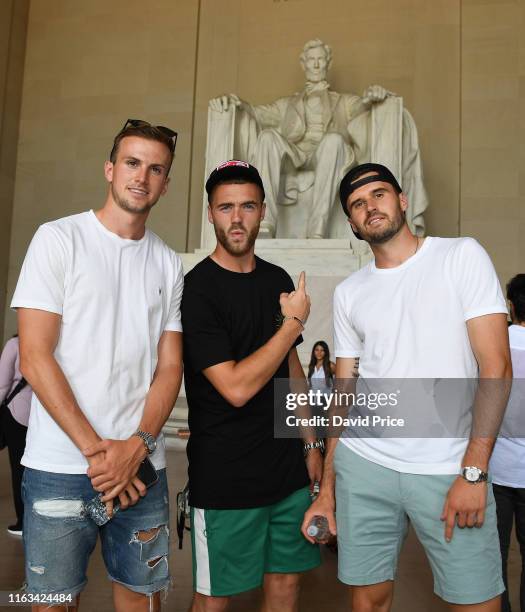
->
xmin=339 ymin=163 xmax=402 ymax=218
xmin=205 ymin=160 xmax=265 ymax=201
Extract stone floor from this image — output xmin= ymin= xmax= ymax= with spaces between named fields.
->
xmin=0 ymin=449 xmax=520 ymax=611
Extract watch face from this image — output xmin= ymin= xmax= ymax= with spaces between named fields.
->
xmin=465 ymin=467 xmax=480 ymax=482
xmin=146 ymin=436 xmax=157 ymax=453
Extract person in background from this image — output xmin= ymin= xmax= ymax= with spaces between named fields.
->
xmin=0 ymin=334 xmax=32 ymax=536
xmin=307 ymin=340 xmax=335 ymax=396
xmin=490 ymin=273 xmax=525 ymax=612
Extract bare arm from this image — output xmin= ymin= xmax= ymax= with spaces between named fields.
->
xmin=18 ymin=308 xmax=102 ymax=452
xmin=462 ymin=313 xmax=513 ymax=468
xmin=16 ymin=308 xmax=133 ymax=509
xmin=301 ymin=356 xmax=359 ymax=542
xmin=138 ymin=331 xmax=183 ymax=437
xmin=203 ymin=272 xmax=310 ymax=407
xmin=288 ymin=347 xmax=313 ymax=440
xmin=317 ymin=357 xmax=358 ymax=500
xmin=86 ymin=331 xmax=183 ymax=502
xmin=441 ymin=313 xmax=512 ymax=541
xmin=288 ymin=348 xmax=322 ymax=488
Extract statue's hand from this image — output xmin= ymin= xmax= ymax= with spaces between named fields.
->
xmin=209 ymin=94 xmax=244 ymax=112
xmin=362 ymin=85 xmax=392 ymax=105
xmin=229 ymin=93 xmax=243 ymax=108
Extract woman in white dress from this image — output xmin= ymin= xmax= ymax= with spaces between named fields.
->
xmin=307 ymin=341 xmax=336 ymax=396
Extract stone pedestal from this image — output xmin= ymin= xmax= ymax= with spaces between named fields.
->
xmin=163 ymin=239 xmax=371 ymax=444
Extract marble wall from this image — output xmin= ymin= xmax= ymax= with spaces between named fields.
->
xmin=460 ymin=0 xmax=525 ymax=291
xmin=2 ymin=0 xmax=199 ymax=336
xmin=1 ymin=0 xmax=524 ymax=338
xmin=0 ymin=0 xmax=29 ymax=337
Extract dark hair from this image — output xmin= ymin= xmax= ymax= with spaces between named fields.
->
xmin=109 ymin=124 xmax=175 ymax=171
xmin=307 ymin=341 xmax=333 ymax=387
xmin=339 ymin=163 xmax=402 ymax=219
xmin=507 ymin=274 xmax=525 ymax=323
xmin=207 ymin=179 xmax=264 ymax=204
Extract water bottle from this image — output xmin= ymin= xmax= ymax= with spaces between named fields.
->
xmin=84 ymin=494 xmax=120 ymax=526
xmin=307 ymin=515 xmax=330 ymax=543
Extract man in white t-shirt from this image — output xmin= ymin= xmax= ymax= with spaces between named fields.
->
xmin=302 ymin=163 xmax=512 ymax=611
xmin=11 ymin=119 xmax=183 ymax=611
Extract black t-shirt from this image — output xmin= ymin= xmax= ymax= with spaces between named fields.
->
xmin=182 ymin=256 xmax=309 ymax=509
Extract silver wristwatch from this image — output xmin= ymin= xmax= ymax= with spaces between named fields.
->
xmin=133 ymin=430 xmax=157 ymax=455
xmin=461 ymin=466 xmax=488 ymax=484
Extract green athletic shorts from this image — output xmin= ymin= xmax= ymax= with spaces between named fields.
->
xmin=334 ymin=442 xmax=504 ymax=605
xmin=190 ymin=486 xmax=321 ymax=596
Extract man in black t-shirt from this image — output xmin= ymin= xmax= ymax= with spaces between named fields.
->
xmin=182 ymin=160 xmax=322 ymax=611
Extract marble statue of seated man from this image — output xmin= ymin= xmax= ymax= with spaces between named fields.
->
xmin=210 ymin=38 xmax=428 ymax=240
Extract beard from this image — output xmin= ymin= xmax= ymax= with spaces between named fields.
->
xmin=214 ymin=222 xmax=260 ymax=256
xmin=358 ymin=207 xmax=406 ymax=245
xmin=111 ymin=184 xmax=157 ymax=215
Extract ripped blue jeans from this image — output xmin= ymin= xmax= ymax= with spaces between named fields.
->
xmin=22 ymin=468 xmax=170 ymax=598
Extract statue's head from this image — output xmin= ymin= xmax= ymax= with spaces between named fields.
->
xmin=300 ymin=39 xmax=332 ymax=83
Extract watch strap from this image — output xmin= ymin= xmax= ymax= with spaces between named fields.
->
xmin=133 ymin=430 xmax=156 ymax=455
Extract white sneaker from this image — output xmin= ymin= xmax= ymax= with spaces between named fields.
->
xmin=7 ymin=524 xmax=22 ymax=536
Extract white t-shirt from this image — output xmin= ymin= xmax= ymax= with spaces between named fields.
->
xmin=490 ymin=325 xmax=525 ymax=487
xmin=11 ymin=210 xmax=183 ymax=474
xmin=333 ymin=236 xmax=507 ymax=474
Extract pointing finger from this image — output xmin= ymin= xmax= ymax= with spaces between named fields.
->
xmin=298 ymin=271 xmax=306 ymax=291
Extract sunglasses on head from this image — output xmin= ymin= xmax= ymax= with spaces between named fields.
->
xmin=122 ymin=119 xmax=178 ymax=147
xmin=110 ymin=119 xmax=178 ymax=161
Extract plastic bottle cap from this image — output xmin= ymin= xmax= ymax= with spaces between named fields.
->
xmin=307 ymin=525 xmax=318 ymax=537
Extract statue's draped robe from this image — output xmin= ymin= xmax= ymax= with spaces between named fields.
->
xmin=201 ymin=87 xmax=428 ymax=249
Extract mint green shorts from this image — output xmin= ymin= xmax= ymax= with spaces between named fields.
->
xmin=191 ymin=487 xmax=321 ymax=597
xmin=334 ymin=443 xmax=504 ymax=605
